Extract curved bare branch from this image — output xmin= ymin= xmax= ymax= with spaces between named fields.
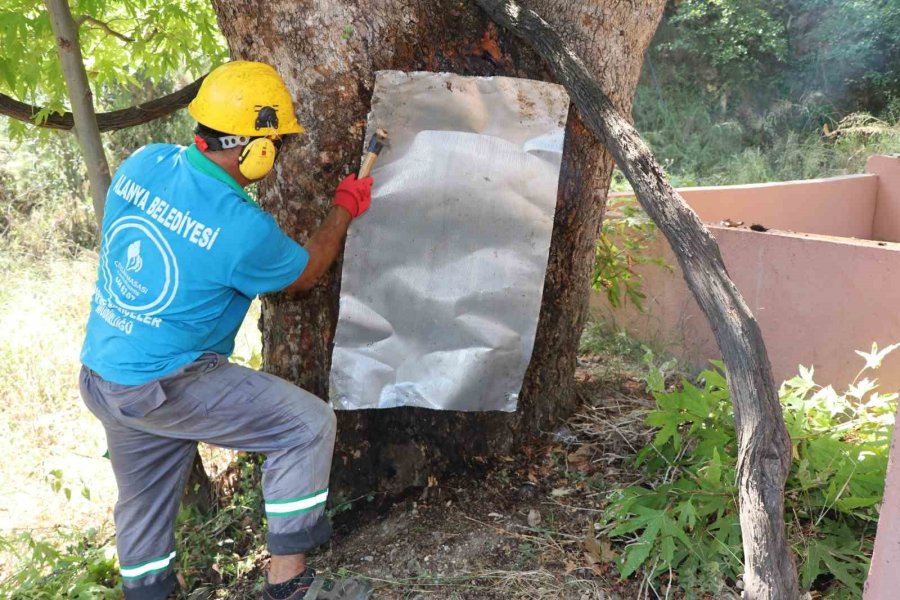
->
xmin=473 ymin=1 xmax=799 ymax=598
xmin=0 ymin=75 xmax=206 ymax=132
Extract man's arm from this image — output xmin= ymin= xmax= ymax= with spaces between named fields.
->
xmin=284 ymin=206 xmax=352 ymax=293
xmin=283 ymin=174 xmax=372 ymax=294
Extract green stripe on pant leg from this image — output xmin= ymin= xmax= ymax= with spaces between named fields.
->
xmin=265 ymin=489 xmax=328 ymax=515
xmin=121 ymin=551 xmax=176 ymax=579
xmin=266 ymin=501 xmax=328 ymax=517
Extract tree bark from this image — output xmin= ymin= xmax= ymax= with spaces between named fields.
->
xmin=473 ymin=1 xmax=799 ymax=598
xmin=0 ymin=76 xmax=206 ymax=132
xmin=210 ymin=0 xmax=662 ymax=500
xmin=44 ymin=0 xmax=111 ymax=224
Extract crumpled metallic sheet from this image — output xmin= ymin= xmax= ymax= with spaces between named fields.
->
xmin=330 ymin=71 xmax=570 ymax=412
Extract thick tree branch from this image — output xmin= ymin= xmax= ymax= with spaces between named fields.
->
xmin=473 ymin=0 xmax=799 ymax=599
xmin=0 ymin=75 xmax=205 ymax=132
xmin=45 ymin=0 xmax=110 ymax=223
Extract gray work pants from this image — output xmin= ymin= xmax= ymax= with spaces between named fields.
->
xmin=79 ymin=354 xmax=336 ymax=600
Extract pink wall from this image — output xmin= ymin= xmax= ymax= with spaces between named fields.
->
xmin=861 ymin=156 xmax=900 ymax=598
xmin=610 ymin=172 xmax=879 ymax=239
xmin=596 ymin=164 xmax=900 ymax=391
xmin=592 ymin=225 xmax=900 ymax=393
xmin=870 ymin=155 xmax=900 ymax=242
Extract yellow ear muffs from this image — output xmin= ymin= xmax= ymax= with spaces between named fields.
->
xmin=238 ymin=137 xmax=277 ymax=180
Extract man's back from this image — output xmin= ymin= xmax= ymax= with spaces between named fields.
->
xmin=81 ymin=143 xmax=308 ymax=385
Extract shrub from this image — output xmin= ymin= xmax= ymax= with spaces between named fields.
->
xmin=0 ymin=527 xmax=120 ymax=598
xmin=592 ymin=200 xmax=669 ymax=311
xmin=601 ymin=344 xmax=898 ymax=598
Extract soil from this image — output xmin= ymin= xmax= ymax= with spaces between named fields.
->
xmin=223 ymin=357 xmax=662 ymax=599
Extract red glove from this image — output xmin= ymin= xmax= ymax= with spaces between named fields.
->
xmin=332 ymin=174 xmax=373 ymax=219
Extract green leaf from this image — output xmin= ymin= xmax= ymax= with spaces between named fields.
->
xmin=647 ymin=410 xmax=679 ymax=448
xmin=618 ymin=510 xmax=664 ymax=579
xmin=706 ymin=447 xmax=723 ymax=484
xmin=699 ymin=365 xmax=727 ymax=391
xmin=660 ymin=534 xmax=676 ymax=566
xmin=676 ymin=498 xmax=698 ymax=530
xmin=679 ymin=380 xmax=710 ymax=419
xmin=799 ymin=540 xmax=826 ymax=590
xmin=835 ymin=495 xmax=881 ymax=511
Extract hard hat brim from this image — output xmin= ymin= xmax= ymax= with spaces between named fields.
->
xmin=280 ymin=121 xmax=305 ymax=135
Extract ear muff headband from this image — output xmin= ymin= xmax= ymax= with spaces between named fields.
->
xmin=238 ymin=138 xmax=277 ymax=180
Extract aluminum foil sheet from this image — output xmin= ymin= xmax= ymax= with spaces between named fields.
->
xmin=330 ymin=71 xmax=569 ymax=412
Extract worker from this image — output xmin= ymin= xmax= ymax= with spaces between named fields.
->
xmin=78 ymin=61 xmax=372 ymax=600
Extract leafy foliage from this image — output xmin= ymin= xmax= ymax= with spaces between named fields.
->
xmin=632 ymin=81 xmax=900 ymax=187
xmin=601 ymin=346 xmax=897 ymax=597
xmin=0 ymin=527 xmax=120 ymax=598
xmin=0 ymin=0 xmax=226 ymax=122
xmin=785 ymin=0 xmax=900 ymax=113
xmin=652 ymin=0 xmax=900 ymax=116
xmin=0 ymin=453 xmax=269 ymax=597
xmin=592 ymin=200 xmax=669 ymax=311
xmin=659 ymin=0 xmax=788 ymax=93
xmin=175 ymin=453 xmax=267 ymax=592
xmin=633 ymin=0 xmax=900 ymax=187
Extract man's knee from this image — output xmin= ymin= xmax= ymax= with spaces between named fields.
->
xmin=313 ymin=397 xmax=337 ymax=446
xmin=281 ymin=384 xmax=336 ymax=446
xmin=323 ymin=401 xmax=337 ymax=437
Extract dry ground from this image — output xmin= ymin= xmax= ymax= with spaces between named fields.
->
xmin=223 ymin=357 xmax=676 ymax=600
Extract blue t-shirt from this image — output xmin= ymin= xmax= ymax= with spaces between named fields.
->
xmin=81 ymin=143 xmax=309 ymax=385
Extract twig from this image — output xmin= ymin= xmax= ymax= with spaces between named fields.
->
xmin=74 ymin=15 xmax=135 ymax=42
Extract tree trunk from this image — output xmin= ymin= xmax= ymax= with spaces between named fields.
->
xmin=473 ymin=1 xmax=799 ymax=598
xmin=210 ymin=0 xmax=663 ymax=495
xmin=44 ymin=0 xmax=111 ymax=224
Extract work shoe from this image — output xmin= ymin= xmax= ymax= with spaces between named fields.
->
xmin=261 ymin=567 xmax=374 ymax=600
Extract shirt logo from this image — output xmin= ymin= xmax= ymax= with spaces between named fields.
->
xmin=125 ymin=240 xmax=143 ymax=273
xmin=101 ymin=216 xmax=180 ymax=318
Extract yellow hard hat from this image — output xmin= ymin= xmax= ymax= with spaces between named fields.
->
xmin=188 ymin=61 xmax=304 ymax=137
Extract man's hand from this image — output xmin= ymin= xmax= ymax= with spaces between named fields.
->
xmin=284 ymin=174 xmax=373 ymax=293
xmin=332 ymin=174 xmax=373 ymax=218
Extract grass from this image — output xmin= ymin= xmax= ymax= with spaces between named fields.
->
xmin=0 ymin=252 xmax=108 ymax=542
xmin=0 ymin=242 xmax=261 ymax=578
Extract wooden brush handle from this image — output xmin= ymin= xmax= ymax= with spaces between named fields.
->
xmin=358 ymin=128 xmax=388 ymax=178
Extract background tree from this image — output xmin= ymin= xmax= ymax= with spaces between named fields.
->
xmin=0 ymin=0 xmax=225 ymax=217
xmin=44 ymin=0 xmax=111 ymax=220
xmin=1 ymin=0 xmax=227 ymax=508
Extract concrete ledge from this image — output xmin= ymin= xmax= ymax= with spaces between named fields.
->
xmin=611 ymin=172 xmax=880 ymax=239
xmin=597 ymin=157 xmax=900 ymax=390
